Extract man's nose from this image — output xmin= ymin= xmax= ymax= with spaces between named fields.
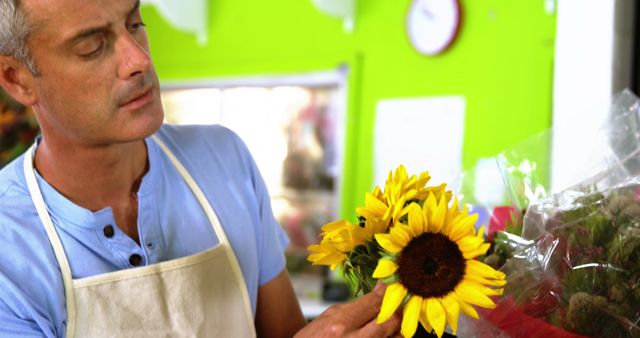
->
xmin=117 ymin=33 xmax=152 ymax=79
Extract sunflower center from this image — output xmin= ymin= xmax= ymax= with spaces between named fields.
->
xmin=423 ymin=257 xmax=438 ymax=275
xmin=397 ymin=232 xmax=466 ymax=298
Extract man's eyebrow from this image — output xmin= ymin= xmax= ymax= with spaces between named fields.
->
xmin=65 ymin=0 xmax=141 ymax=45
xmin=129 ymin=0 xmax=141 ymax=18
xmin=66 ymin=25 xmax=109 ymax=45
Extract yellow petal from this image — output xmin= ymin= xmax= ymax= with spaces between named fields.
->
xmin=462 ymin=243 xmax=491 ymax=259
xmin=476 ymin=225 xmax=486 ymax=239
xmin=478 ymin=287 xmax=503 ymax=296
xmin=426 ymin=298 xmax=446 ymax=338
xmin=448 ymin=214 xmax=478 ymax=242
xmin=419 ymin=300 xmax=433 ymax=334
xmin=334 ymin=241 xmax=358 ymax=252
xmin=446 ymin=197 xmax=460 ymax=218
xmin=422 ymin=193 xmax=438 ymax=231
xmin=369 ymin=217 xmax=389 ymax=234
xmin=456 ymin=236 xmax=484 ymax=253
xmin=372 ymin=259 xmax=399 ymax=279
xmin=430 ymin=195 xmax=448 ymax=233
xmin=466 ymin=260 xmax=506 ymax=280
xmin=443 ymin=198 xmax=460 ymax=234
xmin=407 ymin=203 xmax=425 ymax=236
xmin=454 ymin=281 xmax=497 ymax=309
xmin=307 ymin=244 xmax=323 ymax=252
xmin=377 ymin=283 xmax=408 ymax=323
xmin=389 ymin=224 xmax=412 ymax=248
xmin=307 ymin=252 xmax=345 ymax=266
xmin=366 ymin=191 xmax=388 ymax=209
xmin=372 ymin=186 xmax=384 ymax=199
xmin=358 ymin=192 xmax=389 ymax=217
xmin=404 ymin=189 xmax=417 ymax=201
xmin=441 ymin=295 xmax=460 ymax=335
xmin=356 ymin=208 xmax=381 ymax=222
xmin=391 ymin=196 xmax=408 ymax=222
xmin=385 ymin=170 xmax=394 ymax=186
xmin=375 ymin=233 xmax=403 ymax=253
xmin=451 ymin=293 xmax=479 ymax=319
xmin=444 ymin=214 xmax=462 ymax=237
xmin=399 ymin=203 xmax=414 ymax=221
xmin=417 ymin=171 xmax=431 ymax=186
xmin=349 ymin=226 xmax=368 ymax=244
xmin=401 ymin=296 xmax=422 ymax=338
xmin=403 ymin=175 xmax=417 ymax=190
xmin=396 ymin=165 xmax=408 ymax=181
xmin=463 ymin=272 xmax=507 ymax=287
xmin=383 ymin=206 xmax=394 ymax=224
xmin=306 ymin=253 xmax=325 ymax=263
xmin=461 ymin=203 xmax=470 ymax=216
xmin=461 ymin=276 xmax=504 ymax=296
xmin=321 ymin=220 xmax=350 ymax=232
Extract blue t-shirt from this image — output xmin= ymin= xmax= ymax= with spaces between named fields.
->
xmin=0 ymin=124 xmax=289 ymax=337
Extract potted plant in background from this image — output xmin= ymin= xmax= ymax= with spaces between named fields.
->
xmin=0 ymin=88 xmax=39 ymax=167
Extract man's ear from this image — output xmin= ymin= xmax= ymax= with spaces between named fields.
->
xmin=0 ymin=55 xmax=37 ymax=106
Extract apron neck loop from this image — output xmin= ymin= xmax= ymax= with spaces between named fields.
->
xmin=22 ymin=142 xmax=78 ymax=337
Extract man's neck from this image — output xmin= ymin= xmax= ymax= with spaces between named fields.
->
xmin=33 ymin=137 xmax=149 ymax=213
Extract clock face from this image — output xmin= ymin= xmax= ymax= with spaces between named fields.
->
xmin=407 ymin=0 xmax=461 ymax=56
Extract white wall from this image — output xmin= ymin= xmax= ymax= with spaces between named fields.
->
xmin=551 ymin=0 xmax=635 ymax=191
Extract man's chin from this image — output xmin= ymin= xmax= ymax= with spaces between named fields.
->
xmin=117 ymin=111 xmax=164 ymax=143
xmin=137 ymin=112 xmax=164 ymax=138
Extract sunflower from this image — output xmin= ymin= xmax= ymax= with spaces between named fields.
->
xmin=308 ymin=220 xmax=367 ymax=270
xmin=356 ymin=166 xmax=451 ymax=231
xmin=308 ymin=213 xmax=390 ymax=269
xmin=373 ymin=194 xmax=506 ymax=338
xmin=308 ymin=166 xmax=457 ymax=294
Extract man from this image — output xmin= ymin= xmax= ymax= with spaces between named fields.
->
xmin=0 ymin=0 xmax=401 ymax=337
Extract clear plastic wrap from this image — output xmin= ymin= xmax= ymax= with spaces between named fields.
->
xmin=459 ymin=90 xmax=640 ymax=337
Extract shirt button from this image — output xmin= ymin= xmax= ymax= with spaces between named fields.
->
xmin=103 ymin=225 xmax=115 ymax=238
xmin=129 ymin=254 xmax=143 ymax=267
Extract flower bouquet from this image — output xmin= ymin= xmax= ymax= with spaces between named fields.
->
xmin=308 ymin=166 xmax=506 ymax=338
xmin=459 ymin=90 xmax=640 ymax=337
xmin=467 ymin=178 xmax=640 ymax=337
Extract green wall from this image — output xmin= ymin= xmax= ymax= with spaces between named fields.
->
xmin=142 ymin=0 xmax=556 ymax=221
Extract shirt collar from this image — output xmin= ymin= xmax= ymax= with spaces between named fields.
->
xmin=32 ymin=136 xmax=160 ymax=230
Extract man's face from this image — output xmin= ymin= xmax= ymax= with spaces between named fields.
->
xmin=23 ymin=0 xmax=164 ymax=146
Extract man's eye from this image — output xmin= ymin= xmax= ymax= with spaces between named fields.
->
xmin=127 ymin=22 xmax=146 ymax=32
xmin=80 ymin=42 xmax=104 ymax=59
xmin=76 ymin=34 xmax=107 ymax=59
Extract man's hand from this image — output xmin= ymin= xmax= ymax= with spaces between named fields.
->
xmin=294 ymin=284 xmax=402 ymax=338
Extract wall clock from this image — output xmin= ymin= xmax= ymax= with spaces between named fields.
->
xmin=406 ymin=0 xmax=462 ymax=56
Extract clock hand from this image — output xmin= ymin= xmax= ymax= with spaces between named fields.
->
xmin=421 ymin=6 xmax=434 ymax=19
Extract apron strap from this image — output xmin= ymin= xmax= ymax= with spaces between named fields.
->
xmin=23 ymin=144 xmax=78 ymax=338
xmin=151 ymin=136 xmax=231 ymax=245
xmin=151 ymin=135 xmax=255 ymax=326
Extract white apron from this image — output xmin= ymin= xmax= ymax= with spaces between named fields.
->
xmin=23 ymin=137 xmax=257 ymax=338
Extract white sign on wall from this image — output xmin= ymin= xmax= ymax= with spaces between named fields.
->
xmin=374 ymin=96 xmax=466 ymax=191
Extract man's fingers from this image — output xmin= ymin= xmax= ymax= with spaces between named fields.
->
xmin=293 ymin=283 xmax=403 ymax=338
xmin=355 ymin=312 xmax=402 ymax=338
xmin=342 ymin=283 xmax=388 ymax=327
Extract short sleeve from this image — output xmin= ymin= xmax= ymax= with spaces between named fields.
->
xmin=247 ymin=148 xmax=291 ymax=286
xmin=0 ymin=274 xmax=57 ymax=338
